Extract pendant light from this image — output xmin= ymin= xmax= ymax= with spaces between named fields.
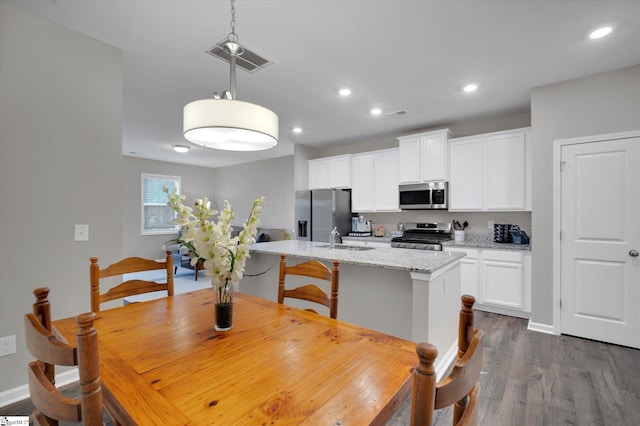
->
xmin=183 ymin=0 xmax=278 ymax=151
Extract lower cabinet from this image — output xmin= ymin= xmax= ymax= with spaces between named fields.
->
xmin=457 ymin=248 xmax=479 ymax=299
xmin=447 ymin=247 xmax=531 ymax=318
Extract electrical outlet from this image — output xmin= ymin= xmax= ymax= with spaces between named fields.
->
xmin=0 ymin=335 xmax=16 ymax=356
xmin=74 ymin=224 xmax=89 ymax=241
xmin=488 ymin=221 xmax=494 ymax=230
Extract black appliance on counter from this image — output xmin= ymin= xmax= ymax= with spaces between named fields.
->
xmin=493 ymin=224 xmax=530 ymax=244
xmin=390 ymin=222 xmax=452 ymax=251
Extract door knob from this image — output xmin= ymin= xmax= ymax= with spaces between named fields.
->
xmin=630 ymin=249 xmax=639 ymax=257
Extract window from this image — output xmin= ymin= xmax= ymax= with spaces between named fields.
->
xmin=141 ymin=173 xmax=181 ymax=235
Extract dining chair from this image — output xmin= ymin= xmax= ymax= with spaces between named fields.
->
xmin=24 ymin=287 xmax=104 ymax=426
xmin=90 ymin=251 xmax=174 ymax=312
xmin=277 ymin=253 xmax=340 ymax=319
xmin=410 ymin=294 xmax=484 ymax=426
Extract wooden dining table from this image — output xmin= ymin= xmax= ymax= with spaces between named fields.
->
xmin=53 ymin=288 xmax=419 ymax=425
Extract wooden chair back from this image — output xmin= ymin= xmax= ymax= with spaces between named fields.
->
xmin=410 ymin=295 xmax=484 ymax=426
xmin=90 ymin=251 xmax=174 ymax=312
xmin=277 ymin=253 xmax=340 ymax=319
xmin=24 ymin=287 xmax=103 ymax=426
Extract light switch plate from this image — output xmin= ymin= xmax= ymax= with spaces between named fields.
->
xmin=74 ymin=224 xmax=89 ymax=241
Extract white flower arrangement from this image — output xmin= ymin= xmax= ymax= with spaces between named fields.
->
xmin=164 ymin=187 xmax=265 ymax=302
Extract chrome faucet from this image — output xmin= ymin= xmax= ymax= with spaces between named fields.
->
xmin=330 ymin=227 xmax=341 ymax=249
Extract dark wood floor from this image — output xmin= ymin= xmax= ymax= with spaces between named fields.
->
xmin=4 ymin=311 xmax=639 ymax=425
xmin=389 ymin=310 xmax=640 ymax=425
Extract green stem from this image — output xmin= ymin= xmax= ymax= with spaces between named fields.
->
xmin=215 ymin=279 xmax=233 ymax=304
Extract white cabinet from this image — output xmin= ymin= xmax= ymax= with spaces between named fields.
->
xmin=351 ymin=148 xmax=400 ymax=212
xmin=446 ymin=247 xmax=531 ymax=318
xmin=351 ymin=154 xmax=374 ymax=211
xmin=448 ymin=128 xmax=531 ymax=211
xmin=448 ymin=137 xmax=484 ymax=210
xmin=481 ymin=250 xmax=525 ymax=310
xmin=308 ymin=160 xmax=328 ymax=190
xmin=398 ymin=129 xmax=452 ymax=183
xmin=373 ymin=149 xmax=400 ymax=211
xmin=308 ymin=154 xmax=352 ymax=189
xmin=485 ymin=132 xmax=528 ymax=210
xmin=447 ymin=248 xmax=479 ymax=299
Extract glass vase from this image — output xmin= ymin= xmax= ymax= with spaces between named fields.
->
xmin=213 ymin=279 xmax=234 ymax=331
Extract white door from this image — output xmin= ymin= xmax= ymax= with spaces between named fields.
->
xmin=560 ymin=136 xmax=640 ymax=348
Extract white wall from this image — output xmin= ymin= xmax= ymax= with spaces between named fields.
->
xmin=122 ymin=156 xmax=217 ymax=259
xmin=212 ymin=155 xmax=295 ymax=232
xmin=0 ymin=4 xmax=123 ymax=393
xmin=530 ymin=64 xmax=640 ymax=326
xmin=293 ymin=144 xmax=317 ymax=191
xmin=121 ymin=155 xmax=295 ymax=264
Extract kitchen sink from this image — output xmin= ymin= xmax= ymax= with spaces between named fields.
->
xmin=316 ymin=244 xmax=376 ymax=251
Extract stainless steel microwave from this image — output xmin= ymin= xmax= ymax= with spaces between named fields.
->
xmin=399 ymin=182 xmax=448 ymax=210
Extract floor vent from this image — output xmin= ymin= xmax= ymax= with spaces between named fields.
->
xmin=206 ymin=39 xmax=273 ymax=74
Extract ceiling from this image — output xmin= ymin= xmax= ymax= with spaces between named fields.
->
xmin=8 ymin=0 xmax=640 ymax=168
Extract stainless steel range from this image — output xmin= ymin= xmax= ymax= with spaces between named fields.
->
xmin=390 ymin=222 xmax=452 ymax=251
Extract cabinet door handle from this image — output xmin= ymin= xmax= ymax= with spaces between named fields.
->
xmin=630 ymin=249 xmax=639 ymax=257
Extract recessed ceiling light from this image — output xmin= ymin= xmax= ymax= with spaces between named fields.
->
xmin=173 ymin=144 xmax=190 ymax=153
xmin=463 ymin=83 xmax=478 ymax=93
xmin=370 ymin=108 xmax=382 ymax=115
xmin=589 ymin=26 xmax=613 ymax=39
xmin=292 ymin=127 xmax=303 ymax=134
xmin=338 ymin=88 xmax=352 ymax=97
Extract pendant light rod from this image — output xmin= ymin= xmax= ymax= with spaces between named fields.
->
xmin=223 ymin=40 xmax=243 ymax=100
xmin=182 ymin=0 xmax=278 ymax=151
xmin=224 ymin=0 xmax=242 ymax=100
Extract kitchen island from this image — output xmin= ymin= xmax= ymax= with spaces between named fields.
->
xmin=242 ymin=240 xmax=466 ymax=377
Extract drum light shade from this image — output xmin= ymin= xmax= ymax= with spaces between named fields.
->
xmin=184 ymin=99 xmax=278 ymax=151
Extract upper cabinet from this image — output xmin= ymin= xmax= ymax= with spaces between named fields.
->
xmin=351 ymin=148 xmax=400 ymax=212
xmin=308 ymin=154 xmax=352 ymax=189
xmin=448 ymin=127 xmax=531 ymax=212
xmin=397 ymin=129 xmax=452 ymax=183
xmin=449 ymin=137 xmax=484 ymax=210
xmin=351 ymin=153 xmax=374 ymax=210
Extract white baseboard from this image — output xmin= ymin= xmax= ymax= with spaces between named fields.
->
xmin=434 ymin=340 xmax=458 ymax=381
xmin=0 ymin=368 xmax=79 ymax=408
xmin=527 ymin=320 xmax=558 ymax=335
xmin=474 ymin=303 xmax=531 ymax=319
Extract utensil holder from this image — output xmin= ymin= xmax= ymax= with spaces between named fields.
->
xmin=454 ymin=230 xmax=465 ymax=242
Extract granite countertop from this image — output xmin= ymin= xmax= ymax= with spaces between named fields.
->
xmin=441 ymin=234 xmax=531 ymax=251
xmin=250 ymin=240 xmax=465 ymax=275
xmin=341 ymin=236 xmax=393 ymax=243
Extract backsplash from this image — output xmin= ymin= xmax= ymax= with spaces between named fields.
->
xmin=351 ymin=210 xmax=532 ymax=238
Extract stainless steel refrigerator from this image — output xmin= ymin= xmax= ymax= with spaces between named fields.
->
xmin=295 ymin=189 xmax=352 ymax=242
